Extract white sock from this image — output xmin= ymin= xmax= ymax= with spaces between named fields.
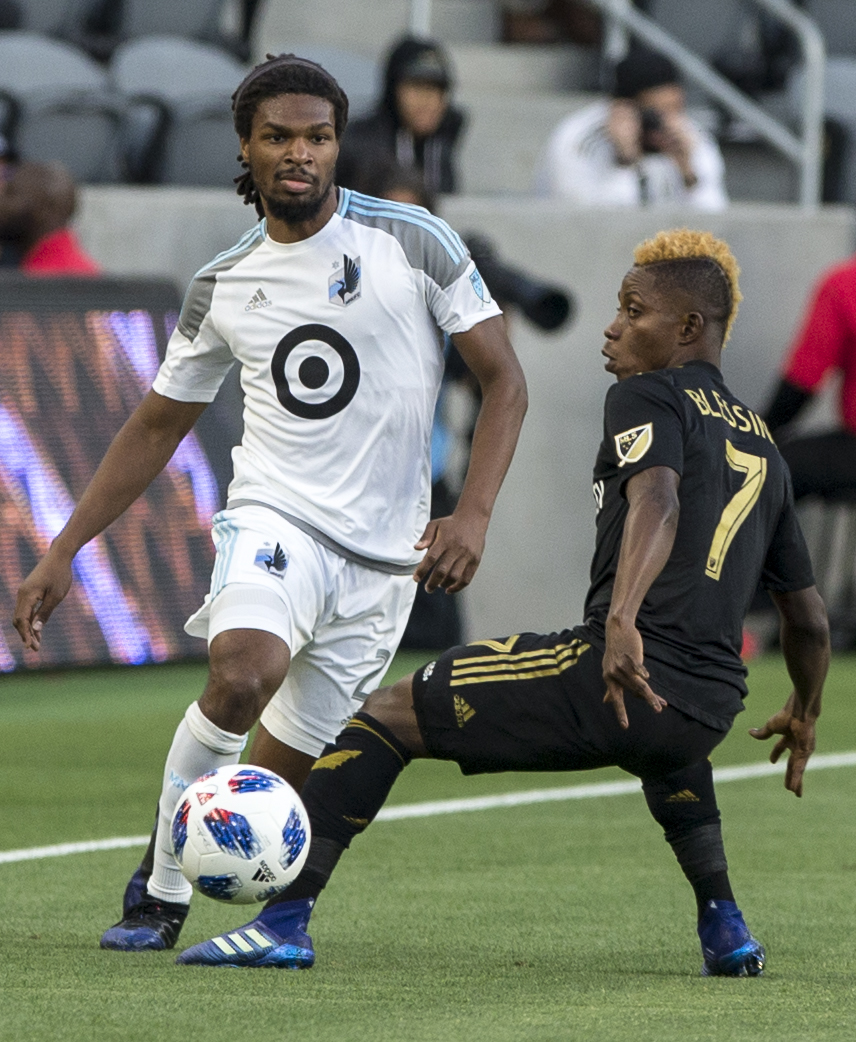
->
xmin=146 ymin=701 xmax=247 ymax=905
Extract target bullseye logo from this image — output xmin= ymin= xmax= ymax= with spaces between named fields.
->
xmin=271 ymin=323 xmax=360 ymax=419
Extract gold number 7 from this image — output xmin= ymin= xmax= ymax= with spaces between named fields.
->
xmin=705 ymin=440 xmax=767 ymax=580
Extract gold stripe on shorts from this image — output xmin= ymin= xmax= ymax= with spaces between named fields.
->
xmin=449 ymin=639 xmax=590 ymax=688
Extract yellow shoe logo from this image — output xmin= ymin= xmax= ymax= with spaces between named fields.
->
xmin=454 ymin=695 xmax=476 ymax=728
xmin=312 ymin=749 xmax=361 ymax=771
xmin=665 ymin=789 xmax=700 ymax=802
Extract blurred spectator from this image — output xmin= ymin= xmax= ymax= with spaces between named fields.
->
xmin=501 ymin=0 xmax=602 ymax=45
xmin=765 ymin=257 xmax=856 ymax=502
xmin=0 ymin=132 xmax=15 ymax=171
xmin=0 ymin=135 xmax=16 ymax=268
xmin=0 ymin=161 xmax=101 ymax=275
xmin=535 ymin=46 xmax=727 ymax=210
xmin=336 ymin=36 xmax=465 ymax=196
xmin=357 ymin=160 xmax=436 ymax=210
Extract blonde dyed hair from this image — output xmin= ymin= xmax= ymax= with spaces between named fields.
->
xmin=633 ymin=228 xmax=742 ymax=343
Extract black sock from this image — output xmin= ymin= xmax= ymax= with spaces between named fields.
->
xmin=690 ymin=869 xmax=735 ymax=916
xmin=642 ymin=761 xmax=735 ymax=920
xmin=264 ymin=712 xmax=412 ymax=909
xmin=140 ymin=806 xmax=158 ymax=875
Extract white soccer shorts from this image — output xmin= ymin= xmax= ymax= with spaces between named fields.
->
xmin=185 ymin=504 xmax=417 ymax=756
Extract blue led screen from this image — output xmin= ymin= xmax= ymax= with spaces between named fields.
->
xmin=0 ymin=278 xmax=239 ymax=672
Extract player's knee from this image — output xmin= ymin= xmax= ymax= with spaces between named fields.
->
xmin=364 ymin=675 xmax=411 ymax=717
xmin=202 ymin=653 xmax=286 ymax=731
xmin=363 ymin=674 xmax=424 ymax=754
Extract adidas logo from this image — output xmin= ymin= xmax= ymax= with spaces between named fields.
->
xmin=665 ymin=789 xmax=700 ymax=802
xmin=245 ymin=287 xmax=272 ymax=311
xmin=252 ymin=860 xmax=276 ymax=883
xmin=454 ymin=694 xmax=475 ymax=728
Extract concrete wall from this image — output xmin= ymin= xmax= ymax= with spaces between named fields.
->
xmin=74 ymin=188 xmax=856 ymax=636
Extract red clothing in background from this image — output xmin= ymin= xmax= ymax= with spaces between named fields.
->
xmin=20 ymin=227 xmax=101 ymax=276
xmin=781 ymin=256 xmax=856 ymax=434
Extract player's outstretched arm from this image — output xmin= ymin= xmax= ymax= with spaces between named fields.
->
xmin=602 ymin=466 xmax=679 ymax=728
xmin=12 ymin=391 xmax=207 ymax=650
xmin=749 ymin=586 xmax=829 ymax=797
xmin=414 ymin=315 xmax=527 ymax=594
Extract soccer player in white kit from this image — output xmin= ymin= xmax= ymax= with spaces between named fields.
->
xmin=12 ymin=55 xmax=527 ymax=952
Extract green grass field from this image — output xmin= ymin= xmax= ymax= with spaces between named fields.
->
xmin=2 ymin=652 xmax=855 ymax=1042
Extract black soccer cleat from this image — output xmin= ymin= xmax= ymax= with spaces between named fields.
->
xmin=100 ymin=897 xmax=189 ymax=952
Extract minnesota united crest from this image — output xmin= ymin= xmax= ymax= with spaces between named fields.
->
xmin=469 ymin=267 xmax=491 ymax=304
xmin=253 ymin=542 xmax=288 ymax=579
xmin=614 ymin=423 xmax=653 ymax=468
xmin=329 ymin=254 xmax=361 ymax=306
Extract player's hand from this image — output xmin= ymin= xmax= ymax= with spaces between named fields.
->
xmin=607 ymin=99 xmax=642 ymax=165
xmin=602 ymin=618 xmax=667 ymax=729
xmin=413 ymin=511 xmax=487 ymax=594
xmin=12 ymin=550 xmax=74 ymax=652
xmin=650 ymin=113 xmax=697 ymax=186
xmin=749 ymin=692 xmax=817 ymax=798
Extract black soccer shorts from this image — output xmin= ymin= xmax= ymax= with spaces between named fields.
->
xmin=411 ymin=631 xmax=728 ymax=781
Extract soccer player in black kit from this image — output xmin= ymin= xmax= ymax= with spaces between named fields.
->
xmin=177 ymin=229 xmax=830 ymax=977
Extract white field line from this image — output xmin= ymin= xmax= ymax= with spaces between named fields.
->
xmin=2 ymin=751 xmax=855 ymax=866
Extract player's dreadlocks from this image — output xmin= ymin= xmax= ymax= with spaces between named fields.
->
xmin=231 ymin=54 xmax=349 ymax=219
xmin=634 ymin=228 xmax=742 ymax=343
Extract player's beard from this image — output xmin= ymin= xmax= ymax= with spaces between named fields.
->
xmin=261 ymin=175 xmax=335 ymax=225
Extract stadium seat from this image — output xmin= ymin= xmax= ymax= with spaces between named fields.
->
xmin=16 ymin=0 xmax=88 ymax=34
xmin=787 ymin=57 xmax=856 ymax=203
xmin=107 ymin=0 xmax=225 ymax=43
xmin=0 ymin=31 xmax=123 ymax=182
xmin=110 ymin=35 xmax=247 ymax=185
xmin=804 ymin=0 xmax=856 ymax=57
xmin=647 ymin=0 xmax=749 ymax=64
xmin=285 ymin=45 xmax=381 ymax=119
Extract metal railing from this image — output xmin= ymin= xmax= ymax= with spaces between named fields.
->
xmin=409 ymin=0 xmax=432 ymax=37
xmin=591 ymin=0 xmax=825 ymax=208
xmin=408 ymin=0 xmax=826 ymax=208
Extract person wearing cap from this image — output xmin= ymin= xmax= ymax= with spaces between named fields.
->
xmin=535 ymin=46 xmax=727 ymax=210
xmin=336 ymin=36 xmax=465 ymax=196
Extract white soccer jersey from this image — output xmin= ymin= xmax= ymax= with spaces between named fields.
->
xmin=153 ymin=188 xmax=501 ymax=569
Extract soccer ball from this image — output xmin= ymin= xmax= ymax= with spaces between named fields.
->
xmin=170 ymin=764 xmax=310 ymax=904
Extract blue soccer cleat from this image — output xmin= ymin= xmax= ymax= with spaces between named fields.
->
xmin=175 ymin=898 xmax=315 ymax=968
xmin=698 ymin=899 xmax=765 ymax=977
xmin=100 ymin=897 xmax=189 ymax=951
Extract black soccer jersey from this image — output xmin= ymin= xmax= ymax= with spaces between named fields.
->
xmin=573 ymin=359 xmax=814 ymax=729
